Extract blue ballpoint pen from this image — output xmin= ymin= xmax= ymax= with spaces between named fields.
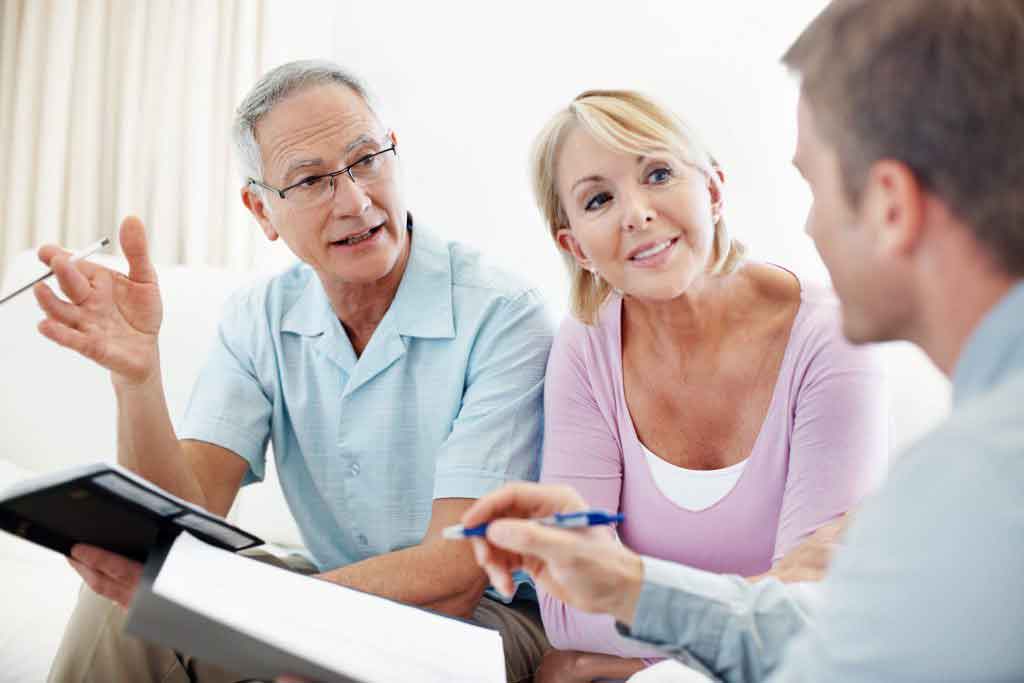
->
xmin=442 ymin=509 xmax=625 ymax=540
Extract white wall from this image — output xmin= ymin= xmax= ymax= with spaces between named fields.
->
xmin=250 ymin=0 xmax=949 ymax=453
xmin=255 ymin=1 xmax=830 ymax=305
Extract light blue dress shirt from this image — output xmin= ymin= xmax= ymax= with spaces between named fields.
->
xmin=179 ymin=224 xmax=553 ymax=574
xmin=618 ymin=281 xmax=1024 ymax=682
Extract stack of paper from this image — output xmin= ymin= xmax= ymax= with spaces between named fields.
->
xmin=126 ymin=533 xmax=506 ymax=683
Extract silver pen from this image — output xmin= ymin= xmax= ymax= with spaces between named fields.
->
xmin=0 ymin=237 xmax=111 ymax=306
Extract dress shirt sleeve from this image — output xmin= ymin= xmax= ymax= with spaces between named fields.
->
xmin=178 ymin=290 xmax=273 ymax=485
xmin=773 ymin=321 xmax=888 ymax=560
xmin=616 ymin=557 xmax=818 ymax=682
xmin=537 ymin=319 xmax=664 ymax=659
xmin=432 ymin=289 xmax=554 ymax=499
xmin=764 ymin=423 xmax=1024 ymax=683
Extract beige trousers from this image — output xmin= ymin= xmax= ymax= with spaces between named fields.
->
xmin=48 ymin=550 xmax=549 ymax=683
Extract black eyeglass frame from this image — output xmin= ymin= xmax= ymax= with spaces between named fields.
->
xmin=247 ymin=145 xmax=397 ymax=200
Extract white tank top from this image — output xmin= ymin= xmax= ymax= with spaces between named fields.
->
xmin=642 ymin=444 xmax=749 ymax=512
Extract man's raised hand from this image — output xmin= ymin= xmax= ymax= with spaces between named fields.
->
xmin=34 ymin=216 xmax=163 ymax=386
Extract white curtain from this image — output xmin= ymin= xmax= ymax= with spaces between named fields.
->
xmin=0 ymin=0 xmax=266 ymax=279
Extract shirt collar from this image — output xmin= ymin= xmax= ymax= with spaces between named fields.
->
xmin=281 ymin=217 xmax=455 ymax=340
xmin=951 ymin=280 xmax=1024 ymax=405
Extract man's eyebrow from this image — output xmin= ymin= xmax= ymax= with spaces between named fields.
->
xmin=345 ymin=133 xmax=378 ymax=154
xmin=281 ymin=133 xmax=381 ymax=180
xmin=285 ymin=158 xmax=324 ymax=178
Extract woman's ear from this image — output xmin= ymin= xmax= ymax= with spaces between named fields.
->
xmin=556 ymin=227 xmax=593 ymax=271
xmin=708 ymin=164 xmax=726 ymax=223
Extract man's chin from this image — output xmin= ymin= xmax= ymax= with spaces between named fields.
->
xmin=840 ymin=313 xmax=891 ymax=346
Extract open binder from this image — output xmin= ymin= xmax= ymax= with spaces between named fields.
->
xmin=0 ymin=463 xmax=261 ymax=563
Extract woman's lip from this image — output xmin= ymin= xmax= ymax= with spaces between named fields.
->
xmin=627 ymin=237 xmax=678 ymax=261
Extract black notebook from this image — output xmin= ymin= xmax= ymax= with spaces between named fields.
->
xmin=0 ymin=463 xmax=262 ymax=562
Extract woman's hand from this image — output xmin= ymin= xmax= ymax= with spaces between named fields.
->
xmin=34 ymin=215 xmax=163 ymax=387
xmin=534 ymin=650 xmax=646 ymax=683
xmin=766 ymin=514 xmax=849 ymax=583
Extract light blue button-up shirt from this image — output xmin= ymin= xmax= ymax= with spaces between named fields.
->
xmin=179 ymin=224 xmax=553 ymax=573
xmin=618 ymin=282 xmax=1024 ymax=682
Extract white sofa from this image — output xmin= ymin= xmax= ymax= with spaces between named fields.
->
xmin=0 ymin=248 xmax=952 ymax=682
xmin=0 ymin=249 xmax=303 ymax=683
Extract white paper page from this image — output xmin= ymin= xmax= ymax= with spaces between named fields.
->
xmin=152 ymin=533 xmax=505 ymax=683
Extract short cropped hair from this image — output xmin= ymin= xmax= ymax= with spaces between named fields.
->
xmin=783 ymin=0 xmax=1024 ymax=275
xmin=233 ymin=60 xmax=375 ymax=184
xmin=531 ymin=90 xmax=746 ymax=324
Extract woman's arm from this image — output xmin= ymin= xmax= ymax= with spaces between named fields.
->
xmin=772 ymin=318 xmax=888 ymax=560
xmin=538 ymin=319 xmax=664 ymax=659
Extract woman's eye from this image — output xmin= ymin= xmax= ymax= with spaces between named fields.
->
xmin=647 ymin=167 xmax=673 ymax=184
xmin=585 ymin=192 xmax=612 ymax=212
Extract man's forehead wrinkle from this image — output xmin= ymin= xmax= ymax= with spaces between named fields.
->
xmin=261 ymin=109 xmax=376 ymax=181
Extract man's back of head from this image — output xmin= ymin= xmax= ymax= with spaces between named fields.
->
xmin=784 ymin=0 xmax=1024 ymax=369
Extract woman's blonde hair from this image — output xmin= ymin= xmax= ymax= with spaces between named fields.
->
xmin=531 ymin=90 xmax=746 ymax=324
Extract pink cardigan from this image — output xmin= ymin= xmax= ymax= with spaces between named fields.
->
xmin=539 ymin=282 xmax=888 ymax=658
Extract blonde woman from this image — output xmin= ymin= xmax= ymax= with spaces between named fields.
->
xmin=528 ymin=91 xmax=887 ymax=682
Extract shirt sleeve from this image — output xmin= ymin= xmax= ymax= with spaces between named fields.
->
xmin=431 ymin=289 xmax=554 ymax=499
xmin=177 ymin=290 xmax=272 ymax=485
xmin=773 ymin=317 xmax=888 ymax=560
xmin=537 ymin=317 xmax=665 ymax=659
xmin=764 ymin=424 xmax=1024 ymax=683
xmin=616 ymin=556 xmax=816 ymax=682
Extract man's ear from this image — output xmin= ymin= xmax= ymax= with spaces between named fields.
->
xmin=241 ymin=185 xmax=279 ymax=241
xmin=556 ymin=227 xmax=593 ymax=271
xmin=864 ymin=160 xmax=926 ymax=259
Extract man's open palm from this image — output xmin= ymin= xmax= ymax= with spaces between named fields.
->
xmin=34 ymin=216 xmax=163 ymax=385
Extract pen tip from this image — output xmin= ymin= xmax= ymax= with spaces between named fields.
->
xmin=101 ymin=237 xmax=111 ymax=247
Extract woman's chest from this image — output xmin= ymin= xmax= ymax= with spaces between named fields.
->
xmin=622 ymin=342 xmax=787 ymax=469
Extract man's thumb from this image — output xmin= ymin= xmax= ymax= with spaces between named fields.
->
xmin=120 ymin=216 xmax=157 ymax=284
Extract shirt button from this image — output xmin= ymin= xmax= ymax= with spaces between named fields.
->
xmin=349 ymin=462 xmax=360 ymax=477
xmin=357 ymin=533 xmax=368 ymax=545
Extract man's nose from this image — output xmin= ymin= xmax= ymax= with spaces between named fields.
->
xmin=330 ymin=175 xmax=371 ymax=216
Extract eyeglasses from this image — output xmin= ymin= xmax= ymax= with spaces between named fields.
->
xmin=248 ymin=144 xmax=397 ymax=208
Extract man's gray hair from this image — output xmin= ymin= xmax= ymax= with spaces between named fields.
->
xmin=233 ymin=60 xmax=375 ymax=184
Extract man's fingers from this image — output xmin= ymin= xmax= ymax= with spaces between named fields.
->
xmin=461 ymin=483 xmax=586 ymax=528
xmin=34 ymin=282 xmax=81 ymax=328
xmin=486 ymin=519 xmax=581 ymax=563
xmin=38 ymin=244 xmax=70 ymax=267
xmin=50 ymin=255 xmax=94 ymax=305
xmin=71 ymin=544 xmax=144 ymax=583
xmin=68 ymin=557 xmax=133 ymax=608
xmin=120 ymin=216 xmax=157 ymax=285
xmin=38 ymin=319 xmax=104 ymax=361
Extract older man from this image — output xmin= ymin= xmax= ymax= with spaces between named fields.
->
xmin=41 ymin=61 xmax=552 ymax=682
xmin=464 ymin=1 xmax=1024 ymax=681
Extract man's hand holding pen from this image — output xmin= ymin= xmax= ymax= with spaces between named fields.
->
xmin=459 ymin=483 xmax=647 ymax=627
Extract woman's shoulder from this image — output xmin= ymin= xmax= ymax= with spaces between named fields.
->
xmin=553 ymin=297 xmax=620 ymax=357
xmin=786 ymin=277 xmax=883 ymax=376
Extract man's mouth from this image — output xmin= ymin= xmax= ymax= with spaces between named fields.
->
xmin=331 ymin=223 xmax=384 ymax=247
